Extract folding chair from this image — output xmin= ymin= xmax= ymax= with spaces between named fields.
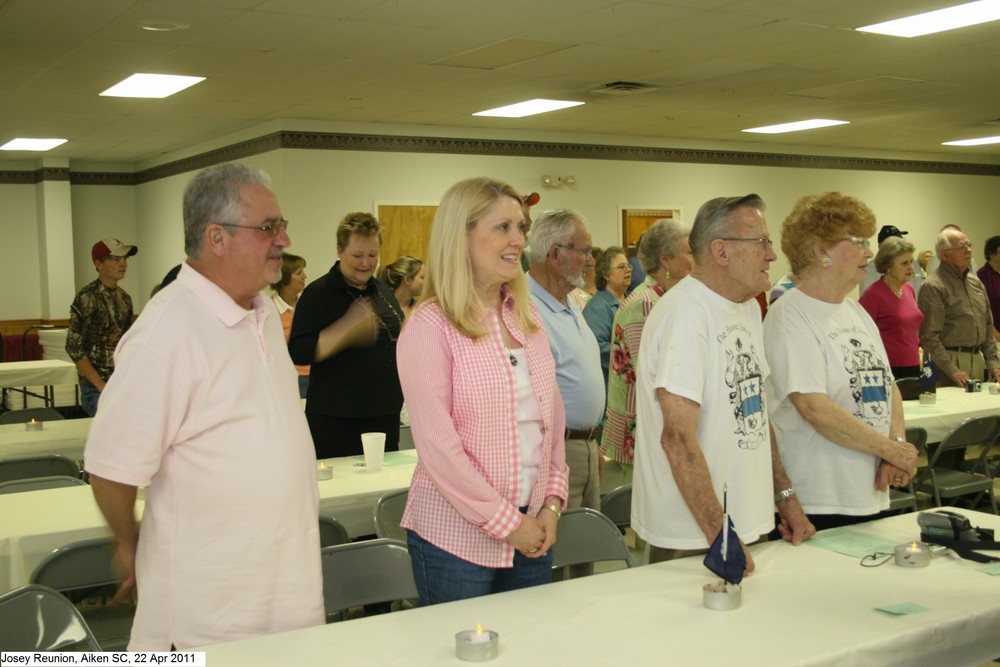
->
xmin=0 ymin=453 xmax=80 ymax=484
xmin=0 ymin=584 xmax=101 ymax=651
xmin=321 ymin=538 xmax=418 ymax=621
xmin=0 ymin=407 xmax=66 ymax=425
xmin=551 ymin=508 xmax=634 ymax=572
xmin=31 ymin=537 xmax=135 ymax=650
xmin=600 ymin=483 xmax=632 ymax=531
xmin=0 ymin=475 xmax=87 ymax=494
xmin=373 ymin=489 xmax=409 ymax=541
xmin=888 ymin=427 xmax=927 ymax=513
xmin=319 ymin=515 xmax=350 ymax=548
xmin=914 ymin=415 xmax=1000 ymax=514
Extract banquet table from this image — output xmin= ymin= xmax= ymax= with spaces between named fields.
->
xmin=0 ymin=485 xmax=143 ymax=596
xmin=0 ymin=359 xmax=78 ymax=408
xmin=902 ymin=385 xmax=1000 ymax=444
xmin=0 ymin=417 xmax=91 ymax=461
xmin=0 ymin=453 xmax=417 ymax=594
xmin=197 ymin=508 xmax=1000 ymax=667
xmin=316 ymin=451 xmax=417 ymax=537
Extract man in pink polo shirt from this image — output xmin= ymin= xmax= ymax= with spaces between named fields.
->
xmin=84 ymin=163 xmax=324 ymax=650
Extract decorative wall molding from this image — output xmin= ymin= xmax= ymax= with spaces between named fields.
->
xmin=3 ymin=130 xmax=999 ymax=185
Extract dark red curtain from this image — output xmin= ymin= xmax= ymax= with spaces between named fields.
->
xmin=2 ymin=333 xmax=43 ymax=362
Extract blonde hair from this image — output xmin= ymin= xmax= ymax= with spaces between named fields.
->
xmin=781 ymin=192 xmax=877 ymax=275
xmin=421 ymin=177 xmax=537 ymax=338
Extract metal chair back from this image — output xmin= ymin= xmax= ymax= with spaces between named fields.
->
xmin=319 ymin=515 xmax=350 ymax=548
xmin=0 ymin=584 xmax=101 ymax=651
xmin=600 ymin=483 xmax=632 ymax=530
xmin=320 ymin=538 xmax=418 ymax=619
xmin=0 ymin=454 xmax=80 ymax=484
xmin=550 ymin=507 xmax=634 ymax=571
xmin=0 ymin=475 xmax=87 ymax=494
xmin=373 ymin=489 xmax=409 ymax=541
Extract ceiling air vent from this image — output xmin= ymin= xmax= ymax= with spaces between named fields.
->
xmin=588 ymin=81 xmax=659 ymax=95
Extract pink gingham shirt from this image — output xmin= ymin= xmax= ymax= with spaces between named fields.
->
xmin=398 ymin=287 xmax=569 ymax=568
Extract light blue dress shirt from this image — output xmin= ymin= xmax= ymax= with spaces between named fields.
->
xmin=528 ymin=274 xmax=606 ymax=429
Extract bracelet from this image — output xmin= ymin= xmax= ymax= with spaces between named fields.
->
xmin=894 ymin=436 xmax=905 ymax=443
xmin=543 ymin=503 xmax=562 ymax=519
xmin=774 ymin=487 xmax=796 ymax=503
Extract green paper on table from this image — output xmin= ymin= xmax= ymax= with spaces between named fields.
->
xmin=876 ymin=603 xmax=930 ymax=616
xmin=353 ymin=451 xmax=417 ymax=467
xmin=806 ymin=527 xmax=899 ymax=558
xmin=977 ymin=562 xmax=1000 ymax=576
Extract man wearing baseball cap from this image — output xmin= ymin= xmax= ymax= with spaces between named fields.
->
xmin=66 ymin=238 xmax=137 ymax=415
xmin=860 ymin=225 xmax=923 ymax=295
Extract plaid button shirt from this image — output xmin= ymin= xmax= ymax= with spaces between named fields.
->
xmin=398 ymin=289 xmax=569 ymax=568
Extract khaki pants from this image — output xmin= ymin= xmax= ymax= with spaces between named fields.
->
xmin=936 ymin=349 xmax=986 ymax=386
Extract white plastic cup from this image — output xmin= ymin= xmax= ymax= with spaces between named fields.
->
xmin=361 ymin=432 xmax=386 ymax=471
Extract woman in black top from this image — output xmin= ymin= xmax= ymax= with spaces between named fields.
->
xmin=289 ymin=212 xmax=404 ymax=458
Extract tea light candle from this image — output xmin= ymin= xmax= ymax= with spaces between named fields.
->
xmin=316 ymin=461 xmax=332 ymax=481
xmin=455 ymin=624 xmax=499 ymax=661
xmin=25 ymin=419 xmax=43 ymax=432
xmin=703 ymin=580 xmax=742 ymax=611
xmin=894 ymin=541 xmax=930 ymax=568
xmin=918 ymin=393 xmax=936 ymax=405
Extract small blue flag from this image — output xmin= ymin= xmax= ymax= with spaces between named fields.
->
xmin=703 ymin=515 xmax=746 ymax=584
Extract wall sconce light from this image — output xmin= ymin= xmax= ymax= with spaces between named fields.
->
xmin=541 ymin=175 xmax=576 ymax=188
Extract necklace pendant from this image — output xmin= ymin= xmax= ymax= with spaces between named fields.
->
xmin=509 ymin=353 xmax=518 ymax=366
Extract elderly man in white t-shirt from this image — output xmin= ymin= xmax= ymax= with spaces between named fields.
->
xmin=84 ymin=163 xmax=324 ymax=650
xmin=632 ymin=194 xmax=813 ymax=572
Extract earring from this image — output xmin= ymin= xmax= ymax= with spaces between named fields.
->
xmin=664 ymin=271 xmax=671 ymax=280
xmin=821 ymin=257 xmax=833 ymax=268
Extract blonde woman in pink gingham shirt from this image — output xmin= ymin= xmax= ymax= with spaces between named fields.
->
xmin=398 ymin=177 xmax=569 ymax=605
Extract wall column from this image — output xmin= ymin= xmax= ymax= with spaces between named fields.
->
xmin=34 ymin=157 xmax=76 ymax=321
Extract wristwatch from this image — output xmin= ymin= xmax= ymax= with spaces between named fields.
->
xmin=774 ymin=487 xmax=796 ymax=503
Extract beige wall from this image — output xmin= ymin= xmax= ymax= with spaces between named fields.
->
xmin=3 ymin=124 xmax=1000 ymax=319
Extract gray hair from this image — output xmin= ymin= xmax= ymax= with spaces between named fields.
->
xmin=935 ymin=228 xmax=962 ymax=258
xmin=183 ymin=162 xmax=271 ymax=258
xmin=689 ymin=194 xmax=765 ymax=262
xmin=874 ymin=235 xmax=915 ymax=274
xmin=639 ymin=218 xmax=691 ymax=273
xmin=527 ymin=209 xmax=587 ymax=265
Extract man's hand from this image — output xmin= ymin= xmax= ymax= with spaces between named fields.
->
xmin=950 ymin=369 xmax=972 ymax=387
xmin=776 ymin=498 xmax=815 ymax=545
xmin=876 ymin=461 xmax=911 ymax=491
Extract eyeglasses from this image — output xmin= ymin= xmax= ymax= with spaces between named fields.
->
xmin=221 ymin=218 xmax=289 ymax=237
xmin=612 ymin=263 xmax=631 ymax=271
xmin=556 ymin=244 xmax=593 ymax=259
xmin=718 ymin=237 xmax=774 ymax=250
xmin=946 ymin=242 xmax=973 ymax=251
xmin=840 ymin=236 xmax=871 ymax=249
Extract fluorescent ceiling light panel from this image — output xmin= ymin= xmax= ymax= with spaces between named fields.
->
xmin=742 ymin=119 xmax=849 ymax=134
xmin=856 ymin=0 xmax=1000 ymax=37
xmin=474 ymin=99 xmax=584 ymax=118
xmin=942 ymin=135 xmax=1000 ymax=146
xmin=101 ymin=73 xmax=205 ymax=98
xmin=0 ymin=138 xmax=68 ymax=151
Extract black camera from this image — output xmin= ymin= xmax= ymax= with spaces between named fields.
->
xmin=918 ymin=510 xmax=993 ymax=543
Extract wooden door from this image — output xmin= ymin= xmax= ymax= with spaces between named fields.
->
xmin=377 ymin=204 xmax=437 ymax=264
xmin=620 ymin=207 xmax=682 ymax=256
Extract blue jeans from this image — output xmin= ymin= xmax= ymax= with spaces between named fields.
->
xmin=80 ymin=382 xmax=101 ymax=417
xmin=407 ymin=529 xmax=552 ymax=606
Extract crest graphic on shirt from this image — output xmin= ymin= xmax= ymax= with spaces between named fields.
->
xmin=842 ymin=337 xmax=890 ymax=426
xmin=725 ymin=337 xmax=766 ymax=450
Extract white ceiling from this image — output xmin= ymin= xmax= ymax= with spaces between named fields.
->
xmin=3 ymin=0 xmax=1000 ymax=166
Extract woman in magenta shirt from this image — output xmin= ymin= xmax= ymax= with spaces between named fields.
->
xmin=397 ymin=177 xmax=569 ymax=605
xmin=860 ymin=236 xmax=924 ymax=379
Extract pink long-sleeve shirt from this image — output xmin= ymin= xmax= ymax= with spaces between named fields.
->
xmin=398 ymin=289 xmax=569 ymax=568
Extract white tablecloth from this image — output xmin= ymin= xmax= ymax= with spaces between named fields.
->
xmin=0 ymin=485 xmax=142 ymax=595
xmin=0 ymin=360 xmax=77 ymax=388
xmin=0 ymin=418 xmax=91 ymax=461
xmin=197 ymin=508 xmax=1000 ymax=667
xmin=317 ymin=451 xmax=416 ymax=537
xmin=0 ymin=453 xmax=417 ymax=594
xmin=902 ymin=385 xmax=1000 ymax=443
